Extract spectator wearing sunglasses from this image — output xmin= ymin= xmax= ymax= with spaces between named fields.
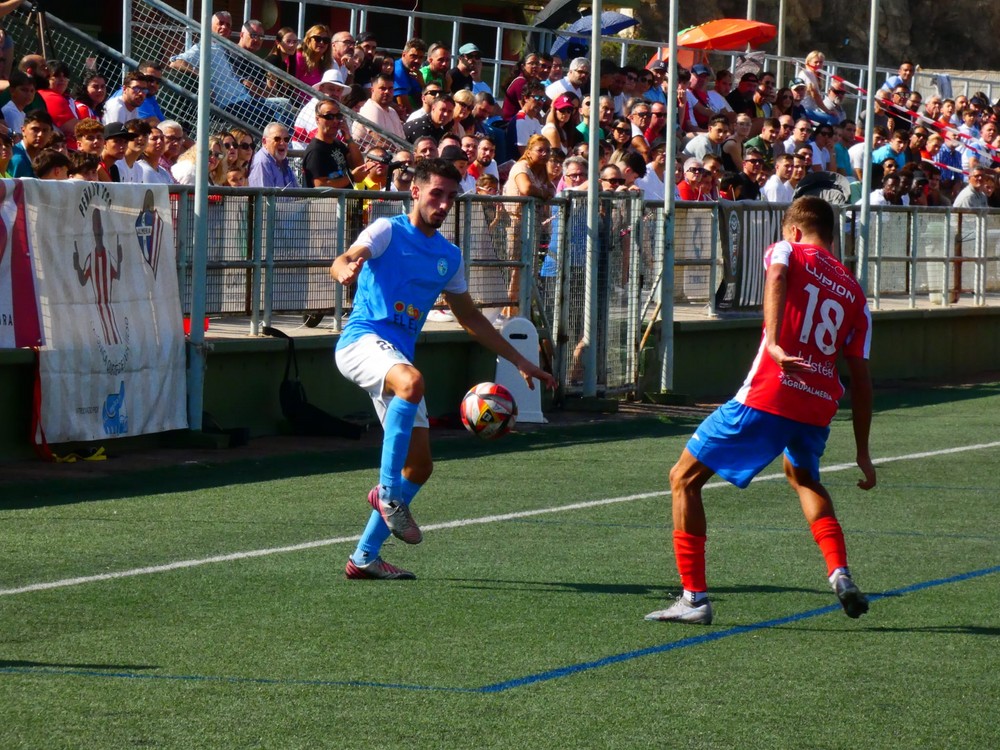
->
xmin=249 ymin=122 xmax=297 ymax=188
xmin=227 ymin=126 xmax=252 ymax=174
xmin=292 ymin=69 xmax=351 ymax=144
xmin=292 ymin=24 xmax=334 ymax=88
xmin=449 ymin=43 xmax=480 ymax=93
xmin=406 ymin=82 xmax=446 ymax=124
xmin=103 ymin=71 xmax=148 ymax=125
xmin=677 ymin=158 xmax=710 ymax=202
xmin=732 ymin=146 xmax=765 ymax=200
xmin=545 ymin=57 xmax=590 ymax=102
xmin=510 ymin=81 xmax=547 ymax=156
xmin=169 ymin=12 xmax=277 ymax=130
xmin=302 ymin=101 xmax=363 ymax=189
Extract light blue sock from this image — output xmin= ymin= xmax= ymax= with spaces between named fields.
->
xmin=399 ymin=476 xmax=422 ymax=506
xmin=351 ymin=477 xmax=424 ymax=565
xmin=379 ymin=398 xmax=419 ymax=499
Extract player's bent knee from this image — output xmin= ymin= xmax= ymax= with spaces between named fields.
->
xmin=388 ymin=365 xmax=425 ymax=402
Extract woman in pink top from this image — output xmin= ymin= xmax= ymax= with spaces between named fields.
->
xmin=295 ymin=25 xmax=333 ymax=88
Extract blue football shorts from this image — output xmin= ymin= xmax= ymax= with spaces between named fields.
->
xmin=686 ymin=399 xmax=830 ymax=489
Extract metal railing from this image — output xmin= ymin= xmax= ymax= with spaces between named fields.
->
xmin=124 ymin=0 xmax=409 ymax=149
xmin=171 ymin=186 xmax=1000 ymax=396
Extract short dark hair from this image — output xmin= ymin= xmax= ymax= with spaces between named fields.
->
xmin=46 ymin=59 xmax=72 ymax=78
xmin=7 ymin=70 xmax=33 ymax=89
xmin=33 ymin=148 xmax=70 ymax=178
xmin=23 ymin=110 xmax=53 ymax=128
xmin=783 ymin=197 xmax=835 ymax=246
xmin=621 ymin=149 xmax=646 ymax=178
xmin=403 ymin=38 xmax=427 ymax=53
xmin=126 ymin=120 xmax=152 ymax=137
xmin=412 ymin=157 xmax=461 ymax=185
xmin=68 ymin=151 xmax=100 ymax=176
xmin=123 ymin=71 xmax=146 ymax=88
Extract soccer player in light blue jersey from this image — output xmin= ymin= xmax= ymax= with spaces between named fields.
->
xmin=333 ymin=158 xmax=557 ymax=579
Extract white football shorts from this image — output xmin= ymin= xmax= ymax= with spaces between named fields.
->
xmin=335 ymin=334 xmax=429 ymax=428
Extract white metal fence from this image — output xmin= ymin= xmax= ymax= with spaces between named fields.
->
xmin=170 ymin=187 xmax=1000 ymax=396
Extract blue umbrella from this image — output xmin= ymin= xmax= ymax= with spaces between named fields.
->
xmin=549 ymin=11 xmax=640 ymax=60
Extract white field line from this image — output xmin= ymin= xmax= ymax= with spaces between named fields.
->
xmin=2 ymin=441 xmax=998 ymax=598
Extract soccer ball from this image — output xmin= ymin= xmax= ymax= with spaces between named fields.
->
xmin=460 ymin=382 xmax=517 ymax=439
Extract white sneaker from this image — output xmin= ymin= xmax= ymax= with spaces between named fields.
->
xmin=645 ymin=596 xmax=713 ymax=625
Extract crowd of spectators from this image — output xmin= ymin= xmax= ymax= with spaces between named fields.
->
xmin=0 ymin=8 xmax=998 ymax=212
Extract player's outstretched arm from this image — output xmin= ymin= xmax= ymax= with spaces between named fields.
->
xmin=444 ymin=290 xmax=557 ymax=391
xmin=330 ymin=244 xmax=372 ymax=286
xmin=846 ymin=355 xmax=876 ymax=490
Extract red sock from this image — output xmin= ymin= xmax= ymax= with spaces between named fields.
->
xmin=673 ymin=529 xmax=707 ymax=592
xmin=810 ymin=516 xmax=848 ymax=576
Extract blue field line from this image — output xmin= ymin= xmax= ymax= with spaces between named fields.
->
xmin=2 ymin=565 xmax=997 ymax=694
xmin=478 ymin=563 xmax=1000 ymax=693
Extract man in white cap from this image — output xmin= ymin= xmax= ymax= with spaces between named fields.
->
xmin=293 ymin=68 xmax=350 ymax=144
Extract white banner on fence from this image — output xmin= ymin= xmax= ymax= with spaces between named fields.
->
xmin=26 ymin=181 xmax=187 ymax=443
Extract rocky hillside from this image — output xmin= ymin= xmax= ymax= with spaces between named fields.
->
xmin=636 ymin=0 xmax=1000 ymax=71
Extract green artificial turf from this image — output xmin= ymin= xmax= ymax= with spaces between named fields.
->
xmin=1 ymin=384 xmax=998 ymax=748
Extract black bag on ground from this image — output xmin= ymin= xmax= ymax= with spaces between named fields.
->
xmin=263 ymin=326 xmax=364 ymax=440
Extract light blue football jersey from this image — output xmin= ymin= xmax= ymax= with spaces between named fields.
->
xmin=337 ymin=214 xmax=467 ymax=359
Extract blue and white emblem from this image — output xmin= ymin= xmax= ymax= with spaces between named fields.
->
xmin=437 ymin=258 xmax=449 ymax=276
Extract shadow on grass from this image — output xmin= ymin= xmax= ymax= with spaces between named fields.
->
xmin=0 ymin=417 xmax=695 ymax=511
xmin=439 ymin=578 xmax=822 ymax=597
xmin=0 ymin=659 xmax=159 ymax=671
xmin=865 ymin=624 xmax=1000 ymax=636
xmin=868 ymin=380 xmax=1000 ymax=414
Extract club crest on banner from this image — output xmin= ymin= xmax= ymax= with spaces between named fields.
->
xmin=135 ymin=188 xmax=164 ymax=277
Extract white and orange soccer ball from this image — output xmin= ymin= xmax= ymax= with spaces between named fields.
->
xmin=460 ymin=382 xmax=517 ymax=439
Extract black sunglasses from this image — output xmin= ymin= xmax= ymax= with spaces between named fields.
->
xmin=601 ymin=176 xmax=625 ymax=185
xmin=317 ymin=112 xmax=344 ymax=120
xmin=310 ymin=36 xmax=331 ymax=44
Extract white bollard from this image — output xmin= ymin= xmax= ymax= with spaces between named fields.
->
xmin=494 ymin=316 xmax=546 ymax=424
